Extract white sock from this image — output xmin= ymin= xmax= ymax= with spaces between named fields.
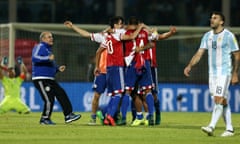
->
xmin=145 ymin=112 xmax=149 ymax=119
xmin=223 ymin=105 xmax=233 ymax=131
xmin=209 ymin=104 xmax=223 ymax=129
xmin=136 ymin=112 xmax=143 ymax=116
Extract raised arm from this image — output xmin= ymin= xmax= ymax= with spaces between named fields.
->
xmin=157 ymin=26 xmax=177 ymax=40
xmin=18 ymin=58 xmax=28 ymax=80
xmin=64 ymin=21 xmax=91 ymax=38
xmin=20 ymin=63 xmax=28 ymax=75
xmin=121 ymin=23 xmax=145 ymax=40
xmin=0 ymin=57 xmax=8 ymax=79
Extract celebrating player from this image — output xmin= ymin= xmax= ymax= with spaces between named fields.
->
xmin=64 ymin=16 xmax=145 ymax=126
xmin=0 ymin=57 xmax=31 ymax=114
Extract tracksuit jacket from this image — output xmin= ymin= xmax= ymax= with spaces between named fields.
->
xmin=32 ymin=42 xmax=59 ymax=80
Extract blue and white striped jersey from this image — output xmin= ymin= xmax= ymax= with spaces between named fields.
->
xmin=199 ymin=29 xmax=239 ymax=76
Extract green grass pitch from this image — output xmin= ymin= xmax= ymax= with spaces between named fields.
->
xmin=0 ymin=112 xmax=239 ymax=144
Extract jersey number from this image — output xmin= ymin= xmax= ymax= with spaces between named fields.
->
xmin=216 ymin=86 xmax=222 ymax=95
xmin=212 ymin=41 xmax=217 ymax=49
xmin=107 ymin=41 xmax=113 ymax=54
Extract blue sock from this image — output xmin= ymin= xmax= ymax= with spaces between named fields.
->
xmin=114 ymin=109 xmax=121 ymax=121
xmin=120 ymin=93 xmax=130 ymax=120
xmin=136 ymin=112 xmax=143 ymax=119
xmin=99 ymin=105 xmax=108 ymax=118
xmin=108 ymin=94 xmax=121 ymax=117
xmin=146 ymin=92 xmax=154 ymax=115
xmin=106 ymin=98 xmax=114 ymax=116
xmin=131 ymin=99 xmax=136 ymax=121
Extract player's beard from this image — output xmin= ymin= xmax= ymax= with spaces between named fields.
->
xmin=211 ymin=23 xmax=219 ymax=30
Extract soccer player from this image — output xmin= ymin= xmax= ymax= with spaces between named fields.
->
xmin=0 ymin=57 xmax=31 ymax=114
xmin=88 ymin=45 xmax=107 ymax=125
xmin=120 ymin=17 xmax=155 ymax=126
xmin=32 ymin=31 xmax=81 ymax=125
xmin=64 ymin=17 xmax=145 ymax=126
xmin=184 ymin=11 xmax=240 ymax=137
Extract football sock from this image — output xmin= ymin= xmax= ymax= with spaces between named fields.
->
xmin=209 ymin=104 xmax=223 ymax=129
xmin=108 ymin=94 xmax=121 ymax=117
xmin=154 ymin=99 xmax=161 ymax=124
xmin=146 ymin=92 xmax=154 ymax=115
xmin=136 ymin=112 xmax=143 ymax=119
xmin=223 ymin=104 xmax=233 ymax=131
xmin=145 ymin=112 xmax=149 ymax=119
xmin=99 ymin=105 xmax=108 ymax=118
xmin=120 ymin=93 xmax=130 ymax=120
xmin=106 ymin=98 xmax=114 ymax=116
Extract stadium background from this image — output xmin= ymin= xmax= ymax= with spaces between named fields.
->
xmin=1 ymin=0 xmax=240 ymax=112
xmin=1 ymin=0 xmax=240 ymax=83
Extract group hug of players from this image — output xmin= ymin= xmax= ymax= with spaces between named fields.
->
xmin=64 ymin=16 xmax=176 ymax=126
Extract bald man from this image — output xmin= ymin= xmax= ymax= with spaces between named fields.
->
xmin=32 ymin=31 xmax=81 ymax=125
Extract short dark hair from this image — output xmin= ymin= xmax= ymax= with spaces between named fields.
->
xmin=212 ymin=11 xmax=225 ymax=25
xmin=109 ymin=16 xmax=124 ymax=28
xmin=128 ymin=16 xmax=139 ymax=25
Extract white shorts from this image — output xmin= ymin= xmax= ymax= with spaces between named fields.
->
xmin=209 ymin=75 xmax=231 ymax=98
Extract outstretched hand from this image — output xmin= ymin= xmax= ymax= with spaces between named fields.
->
xmin=169 ymin=26 xmax=177 ymax=34
xmin=64 ymin=21 xmax=73 ymax=28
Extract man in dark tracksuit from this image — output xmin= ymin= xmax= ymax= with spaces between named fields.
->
xmin=32 ymin=31 xmax=81 ymax=125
